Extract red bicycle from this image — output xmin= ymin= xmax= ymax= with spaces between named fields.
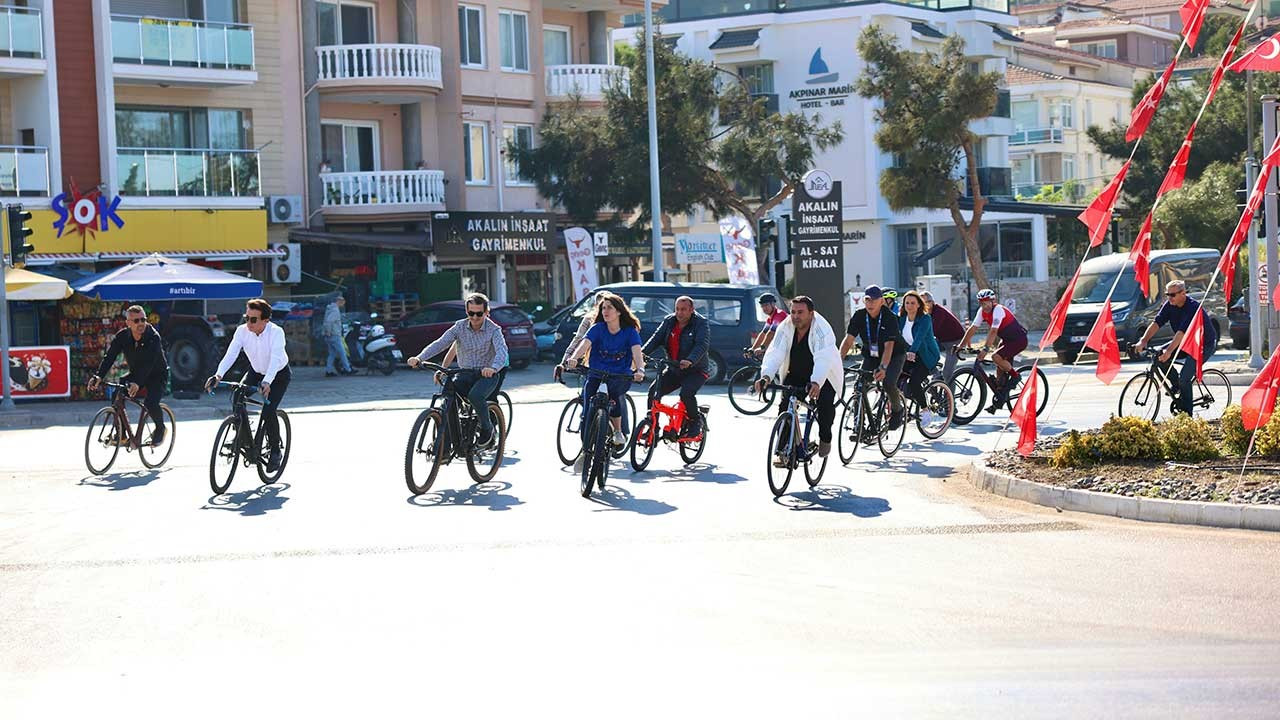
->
xmin=630 ymin=359 xmax=710 ymax=471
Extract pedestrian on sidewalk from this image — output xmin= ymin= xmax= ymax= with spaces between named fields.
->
xmin=324 ymin=296 xmax=354 ymax=377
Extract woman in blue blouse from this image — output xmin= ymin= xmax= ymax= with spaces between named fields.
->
xmin=898 ymin=290 xmax=940 ymax=409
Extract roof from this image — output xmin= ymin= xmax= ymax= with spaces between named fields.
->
xmin=911 ymin=22 xmax=948 ymax=39
xmin=1175 ymin=55 xmax=1218 ymax=72
xmin=1016 ymin=38 xmax=1149 ymax=69
xmin=989 ymin=23 xmax=1023 ymax=43
xmin=1006 ymin=62 xmax=1130 ymax=87
xmin=1050 ymin=17 xmax=1181 ymax=36
xmin=709 ymin=28 xmax=760 ymax=50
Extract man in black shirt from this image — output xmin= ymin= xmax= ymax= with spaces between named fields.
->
xmin=88 ymin=305 xmax=170 ymax=446
xmin=841 ymin=285 xmax=907 ymax=430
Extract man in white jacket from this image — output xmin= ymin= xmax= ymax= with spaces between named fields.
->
xmin=754 ymin=295 xmax=844 ymax=464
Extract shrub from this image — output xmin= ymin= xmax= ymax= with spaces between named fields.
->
xmin=1051 ymin=430 xmax=1098 ymax=468
xmin=1094 ymin=416 xmax=1162 ymax=461
xmin=1157 ymin=415 xmax=1219 ymax=462
xmin=1253 ymin=410 xmax=1280 ymax=458
xmin=1220 ymin=404 xmax=1249 ymax=456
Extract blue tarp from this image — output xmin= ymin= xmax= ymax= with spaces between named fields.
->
xmin=73 ymin=254 xmax=263 ymax=301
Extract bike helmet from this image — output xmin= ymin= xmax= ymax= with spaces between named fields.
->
xmin=977 ymin=288 xmax=997 ymax=301
xmin=883 ymin=287 xmax=899 ymax=300
xmin=758 ymin=293 xmax=777 ymax=305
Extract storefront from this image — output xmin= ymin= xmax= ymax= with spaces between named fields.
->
xmin=430 ymin=211 xmax=558 ymax=314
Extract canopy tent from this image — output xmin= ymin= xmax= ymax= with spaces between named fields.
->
xmin=73 ymin=253 xmax=262 ymax=301
xmin=5 ymin=266 xmax=73 ymax=301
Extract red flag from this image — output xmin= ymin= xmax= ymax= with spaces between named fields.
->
xmin=1084 ymin=301 xmax=1122 ymax=385
xmin=1078 ymin=161 xmax=1129 ymax=247
xmin=1041 ymin=265 xmax=1081 ymax=350
xmin=1156 ymin=123 xmax=1196 ymax=198
xmin=1229 ymin=36 xmax=1280 ymax=73
xmin=1127 ymin=62 xmax=1175 ymax=143
xmin=1130 ymin=214 xmax=1153 ymax=296
xmin=1219 ymin=138 xmax=1280 ymax=302
xmin=1010 ymin=360 xmax=1039 ymax=457
xmin=1184 ymin=309 xmax=1206 ymax=382
xmin=1274 ymin=282 xmax=1280 ymax=312
xmin=1241 ymin=348 xmax=1280 ymax=430
xmin=1180 ymin=0 xmax=1210 ymax=50
xmin=1206 ymin=23 xmax=1248 ymax=106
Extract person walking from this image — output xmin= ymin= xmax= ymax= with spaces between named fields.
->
xmin=921 ymin=291 xmax=964 ymax=382
xmin=324 ymin=295 xmax=354 ymax=377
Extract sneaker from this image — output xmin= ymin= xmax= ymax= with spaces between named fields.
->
xmin=266 ymin=449 xmax=282 ymax=474
xmin=150 ymin=426 xmax=166 ymax=447
xmin=325 ymin=371 xmax=338 ymax=377
xmin=818 ymin=442 xmax=831 ymax=458
xmin=342 ymin=368 xmax=359 ymax=375
xmin=888 ymin=408 xmax=904 ymax=431
xmin=573 ymin=454 xmax=585 ymax=473
xmin=612 ymin=430 xmax=627 ymax=447
xmin=773 ymin=452 xmax=790 ymax=468
xmin=476 ymin=428 xmax=494 ymax=447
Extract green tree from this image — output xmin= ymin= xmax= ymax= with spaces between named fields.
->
xmin=856 ymin=25 xmax=1001 ymax=289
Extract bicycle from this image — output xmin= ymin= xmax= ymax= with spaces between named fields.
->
xmin=835 ymin=368 xmax=908 ymax=463
xmin=404 ymin=363 xmax=508 ymax=495
xmin=631 ymin=358 xmax=711 ymax=471
xmin=565 ymin=366 xmax=637 ymax=498
xmin=84 ymin=381 xmax=177 ymax=475
xmin=208 ymin=379 xmax=293 ymax=494
xmin=554 ymin=372 xmax=637 ymax=466
xmin=496 ymin=390 xmax=515 ymax=433
xmin=1118 ymin=348 xmax=1231 ymax=421
xmin=763 ymin=380 xmax=829 ymax=497
xmin=949 ymin=348 xmax=1048 ymax=426
xmin=728 ymin=347 xmax=776 ymax=415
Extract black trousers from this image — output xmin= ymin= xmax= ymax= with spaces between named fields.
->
xmin=777 ymin=381 xmax=837 ymax=444
xmin=123 ymin=373 xmax=166 ymax=431
xmin=862 ymin=353 xmax=906 ymax=412
xmin=902 ymin=360 xmax=930 ymax=406
xmin=648 ymin=367 xmax=707 ymax=431
xmin=245 ymin=366 xmax=291 ymax=450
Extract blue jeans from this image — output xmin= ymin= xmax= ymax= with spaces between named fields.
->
xmin=1162 ymin=342 xmax=1215 ymax=414
xmin=325 ymin=335 xmax=351 ymax=373
xmin=453 ymin=371 xmax=501 ymax=437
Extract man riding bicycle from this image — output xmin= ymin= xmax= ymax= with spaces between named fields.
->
xmin=746 ymin=293 xmax=789 ymax=358
xmin=88 ymin=304 xmax=170 ymax=447
xmin=641 ymin=295 xmax=711 ymax=438
xmin=205 ymin=298 xmax=291 ymax=472
xmin=1132 ymin=280 xmax=1218 ymax=416
xmin=755 ymin=295 xmax=843 ymax=464
xmin=959 ymin=288 xmax=1029 ymax=413
xmin=408 ymin=293 xmax=509 ymax=446
xmin=841 ymin=285 xmax=907 ymax=431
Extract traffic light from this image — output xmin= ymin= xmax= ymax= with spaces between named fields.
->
xmin=7 ymin=203 xmax=33 ymax=268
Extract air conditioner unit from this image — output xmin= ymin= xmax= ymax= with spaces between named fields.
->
xmin=268 ymin=195 xmax=303 ymax=224
xmin=271 ymin=242 xmax=301 ymax=284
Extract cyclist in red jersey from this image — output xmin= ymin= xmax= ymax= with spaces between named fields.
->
xmin=746 ymin=294 xmax=789 ymax=358
xmin=960 ymin=288 xmax=1029 ymax=411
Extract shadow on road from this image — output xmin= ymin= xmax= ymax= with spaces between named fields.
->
xmin=78 ymin=468 xmax=167 ymax=491
xmin=775 ymin=485 xmax=891 ymax=517
xmin=590 ymin=485 xmax=678 ymax=515
xmin=660 ymin=463 xmax=749 ymax=485
xmin=923 ymin=441 xmax=982 ymax=456
xmin=868 ymin=452 xmax=954 ymax=478
xmin=202 ymin=482 xmax=291 ymax=516
xmin=407 ymin=481 xmax=524 ymax=512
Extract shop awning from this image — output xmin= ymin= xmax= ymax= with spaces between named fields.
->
xmin=290 ymin=229 xmax=430 ymax=252
xmin=73 ymin=254 xmax=263 ymax=301
xmin=24 ymin=249 xmax=284 ymax=266
xmin=5 ymin=266 xmax=72 ymax=300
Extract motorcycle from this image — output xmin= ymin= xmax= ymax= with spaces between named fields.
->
xmin=345 ymin=313 xmax=402 ymax=375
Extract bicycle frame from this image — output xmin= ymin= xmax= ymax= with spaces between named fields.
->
xmin=102 ymin=382 xmax=157 ymax=448
xmin=777 ymin=386 xmax=817 ymax=462
xmin=225 ymin=383 xmax=272 ymax=465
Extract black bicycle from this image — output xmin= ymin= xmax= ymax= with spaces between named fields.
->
xmin=566 ymin=366 xmax=637 ymax=498
xmin=208 ymin=379 xmax=293 ymax=494
xmin=1118 ymin=348 xmax=1231 ymax=421
xmin=836 ymin=364 xmax=954 ymax=465
xmin=84 ymin=381 xmax=177 ymax=475
xmin=949 ymin=348 xmax=1048 ymax=426
xmin=555 ymin=371 xmax=636 ymax=466
xmin=728 ymin=347 xmax=776 ymax=415
xmin=764 ymin=381 xmax=828 ymax=497
xmin=404 ymin=363 xmax=508 ymax=494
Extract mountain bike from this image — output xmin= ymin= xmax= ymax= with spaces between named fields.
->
xmin=208 ymin=379 xmax=292 ymax=494
xmin=404 ymin=363 xmax=508 ymax=494
xmin=764 ymin=381 xmax=828 ymax=497
xmin=565 ymin=367 xmax=637 ymax=498
xmin=1118 ymin=348 xmax=1231 ymax=421
xmin=728 ymin=347 xmax=776 ymax=415
xmin=555 ymin=374 xmax=636 ymax=466
xmin=631 ymin=358 xmax=710 ymax=471
xmin=949 ymin=348 xmax=1048 ymax=426
xmin=84 ymin=381 xmax=176 ymax=475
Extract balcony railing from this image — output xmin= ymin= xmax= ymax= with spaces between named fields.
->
xmin=1010 ymin=127 xmax=1065 ymax=146
xmin=963 ymin=167 xmax=1012 ymax=198
xmin=0 ymin=146 xmax=48 ymax=196
xmin=117 ymin=148 xmax=261 ymax=197
xmin=545 ymin=64 xmax=629 ymax=99
xmin=320 ymin=169 xmax=445 ymax=210
xmin=317 ymin=44 xmax=442 ymax=85
xmin=0 ymin=6 xmax=42 ymax=58
xmin=111 ymin=15 xmax=254 ymax=70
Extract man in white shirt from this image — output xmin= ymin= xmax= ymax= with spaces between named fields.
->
xmin=205 ymin=298 xmax=291 ymax=472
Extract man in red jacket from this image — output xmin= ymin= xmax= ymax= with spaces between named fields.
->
xmin=922 ymin=291 xmax=964 ymax=382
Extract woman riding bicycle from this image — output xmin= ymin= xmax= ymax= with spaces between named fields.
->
xmin=898 ymin=290 xmax=940 ymax=414
xmin=565 ymin=292 xmax=646 ymax=471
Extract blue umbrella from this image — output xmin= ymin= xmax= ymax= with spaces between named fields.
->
xmin=74 ymin=253 xmax=263 ymax=301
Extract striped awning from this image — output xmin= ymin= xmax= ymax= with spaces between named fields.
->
xmin=25 ymin=248 xmax=286 ymax=266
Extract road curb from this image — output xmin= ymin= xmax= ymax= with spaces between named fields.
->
xmin=968 ymin=461 xmax=1280 ymax=532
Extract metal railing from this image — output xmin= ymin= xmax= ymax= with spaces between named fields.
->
xmin=320 ymin=169 xmax=446 ymax=209
xmin=1010 ymin=127 xmax=1065 ymax=145
xmin=545 ymin=64 xmax=629 ymax=98
xmin=317 ymin=44 xmax=442 ymax=83
xmin=111 ymin=14 xmax=254 ymax=70
xmin=117 ymin=148 xmax=261 ymax=197
xmin=0 ymin=5 xmax=41 ymax=58
xmin=0 ymin=145 xmax=48 ymax=196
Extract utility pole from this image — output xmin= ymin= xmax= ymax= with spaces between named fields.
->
xmin=0 ymin=207 xmax=14 ymax=410
xmin=1247 ymin=71 xmax=1263 ymax=368
xmin=644 ymin=0 xmax=664 ymax=281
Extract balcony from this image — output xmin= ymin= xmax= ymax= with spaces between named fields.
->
xmin=545 ymin=65 xmax=628 ymax=103
xmin=0 ymin=146 xmax=47 ymax=196
xmin=1010 ymin=127 xmax=1065 ymax=146
xmin=963 ymin=167 xmax=1013 ymax=198
xmin=320 ymin=169 xmax=446 ymax=219
xmin=117 ymin=148 xmax=260 ymax=200
xmin=0 ymin=6 xmax=45 ymax=77
xmin=111 ymin=15 xmax=256 ymax=86
xmin=316 ymin=44 xmax=443 ymax=103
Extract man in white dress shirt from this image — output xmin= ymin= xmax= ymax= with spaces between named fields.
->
xmin=205 ymin=298 xmax=291 ymax=472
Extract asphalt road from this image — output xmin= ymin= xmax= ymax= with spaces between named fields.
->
xmin=2 ymin=360 xmax=1278 ymax=718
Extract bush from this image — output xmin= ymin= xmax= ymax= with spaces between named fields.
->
xmin=1051 ymin=430 xmax=1098 ymax=468
xmin=1221 ymin=404 xmax=1249 ymax=456
xmin=1094 ymin=416 xmax=1162 ymax=461
xmin=1253 ymin=410 xmax=1280 ymax=458
xmin=1157 ymin=415 xmax=1219 ymax=462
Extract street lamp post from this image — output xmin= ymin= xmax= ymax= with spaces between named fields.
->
xmin=644 ymin=0 xmax=664 ymax=281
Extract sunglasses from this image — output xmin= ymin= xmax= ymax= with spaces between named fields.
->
xmin=467 ymin=310 xmax=486 ymax=318
xmin=1166 ymin=290 xmax=1183 ymax=298
xmin=243 ymin=315 xmax=262 ymax=324
xmin=127 ymin=317 xmax=146 ymax=324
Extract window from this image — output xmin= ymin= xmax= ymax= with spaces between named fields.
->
xmin=464 ymin=121 xmax=489 ymax=184
xmin=321 ymin=121 xmax=378 ymax=172
xmin=499 ymin=10 xmax=529 ymax=72
xmin=1149 ymin=15 xmax=1171 ymax=30
xmin=931 ymin=221 xmax=1034 ymax=280
xmin=503 ymin=124 xmax=534 ymax=185
xmin=317 ymin=1 xmax=375 ymax=45
xmin=1084 ymin=99 xmax=1093 ymax=128
xmin=1051 ymin=99 xmax=1075 ymax=129
xmin=116 ymin=107 xmax=247 ymax=149
xmin=628 ymin=296 xmax=674 ymax=322
xmin=490 ymin=307 xmax=531 ymax=324
xmin=1063 ymin=156 xmax=1076 ymax=180
xmin=690 ymin=298 xmax=742 ymax=326
xmin=459 ymin=5 xmax=484 ymax=67
xmin=737 ymin=63 xmax=774 ymax=94
xmin=1072 ymin=40 xmax=1117 ymax=59
xmin=544 ymin=25 xmax=570 ymax=66
xmin=1012 ymin=100 xmax=1037 ymax=131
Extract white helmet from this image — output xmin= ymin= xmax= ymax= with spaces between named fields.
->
xmin=976 ymin=288 xmax=997 ymax=301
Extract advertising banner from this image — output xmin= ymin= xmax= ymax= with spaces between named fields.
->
xmin=592 ymin=231 xmax=610 ymax=257
xmin=674 ymin=234 xmax=724 ymax=265
xmin=719 ymin=217 xmax=759 ymax=286
xmin=565 ymin=227 xmax=599 ymax=302
xmin=431 ymin=211 xmax=556 ymax=258
xmin=791 ymin=170 xmax=845 ymax=318
xmin=8 ymin=345 xmax=71 ymax=399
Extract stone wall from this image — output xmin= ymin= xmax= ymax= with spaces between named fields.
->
xmin=947 ymin=276 xmax=1071 ymax=331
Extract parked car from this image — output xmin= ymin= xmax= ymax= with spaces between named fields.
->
xmin=394 ymin=300 xmax=537 ymax=369
xmin=1052 ymin=248 xmax=1228 ymax=364
xmin=551 ymin=282 xmax=783 ymax=383
xmin=1229 ymin=287 xmax=1250 ymax=350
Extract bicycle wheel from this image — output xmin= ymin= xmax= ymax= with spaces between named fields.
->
xmin=405 ymin=409 xmax=445 ymax=495
xmin=836 ymin=393 xmax=864 ymax=466
xmin=766 ymin=412 xmax=795 ymax=497
xmin=555 ymin=397 xmax=584 ymax=466
xmin=209 ymin=416 xmax=240 ymax=494
xmin=255 ymin=410 xmax=292 ymax=484
xmin=467 ymin=403 xmax=507 ymax=484
xmin=950 ymin=368 xmax=986 ymax=426
xmin=630 ymin=417 xmax=657 ymax=471
xmin=1195 ymin=369 xmax=1232 ymax=421
xmin=802 ymin=415 xmax=827 ymax=487
xmin=1009 ymin=365 xmax=1050 ymax=415
xmin=580 ymin=408 xmax=609 ymax=497
xmin=84 ymin=407 xmax=122 ymax=476
xmin=138 ymin=403 xmax=177 ymax=469
xmin=496 ymin=391 xmax=514 ymax=434
xmin=728 ymin=366 xmax=771 ymax=415
xmin=878 ymin=396 xmax=906 ymax=458
xmin=1118 ymin=372 xmax=1161 ymax=421
xmin=916 ymin=382 xmax=954 ymax=439
xmin=679 ymin=429 xmax=707 ymax=465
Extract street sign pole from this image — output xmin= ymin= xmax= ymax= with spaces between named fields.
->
xmin=0 ymin=205 xmax=14 ymax=410
xmin=643 ymin=0 xmax=664 ymax=282
xmin=1264 ymin=97 xmax=1279 ymax=354
xmin=1247 ymin=157 xmax=1264 ymax=368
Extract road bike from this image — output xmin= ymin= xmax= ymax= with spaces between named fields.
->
xmin=84 ymin=381 xmax=176 ymax=475
xmin=949 ymin=348 xmax=1048 ymax=426
xmin=764 ymin=381 xmax=829 ymax=497
xmin=728 ymin=347 xmax=776 ymax=415
xmin=208 ymin=379 xmax=293 ymax=494
xmin=566 ymin=367 xmax=637 ymax=498
xmin=631 ymin=358 xmax=710 ymax=471
xmin=404 ymin=363 xmax=508 ymax=494
xmin=836 ymin=368 xmax=908 ymax=462
xmin=1118 ymin=348 xmax=1231 ymax=421
xmin=555 ymin=373 xmax=636 ymax=466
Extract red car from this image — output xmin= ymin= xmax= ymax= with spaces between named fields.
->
xmin=395 ymin=300 xmax=537 ymax=369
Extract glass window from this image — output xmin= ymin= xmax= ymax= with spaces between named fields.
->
xmin=1011 ymin=100 xmax=1037 ymax=131
xmin=998 ymin=222 xmax=1033 ymax=279
xmin=317 ymin=1 xmax=374 ymax=45
xmin=503 ymin=124 xmax=534 ymax=185
xmin=491 ymin=307 xmax=531 ymax=324
xmin=690 ymin=298 xmax=742 ymax=326
xmin=628 ymin=296 xmax=673 ymax=322
xmin=543 ymin=26 xmax=570 ymax=66
xmin=1062 ymin=156 xmax=1075 ymax=181
xmin=896 ymin=226 xmax=927 ymax=290
xmin=116 ymin=107 xmax=193 ymax=148
xmin=321 ymin=122 xmax=377 ymax=172
xmin=737 ymin=63 xmax=774 ymax=94
xmin=499 ymin=10 xmax=529 ymax=72
xmin=207 ymin=109 xmax=244 ymax=149
xmin=464 ymin=121 xmax=489 ymax=184
xmin=1073 ymin=270 xmax=1139 ymax=303
xmin=459 ymin=6 xmax=484 ymax=67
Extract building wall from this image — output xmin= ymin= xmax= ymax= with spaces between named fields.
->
xmin=57 ymin=0 xmax=103 ymax=191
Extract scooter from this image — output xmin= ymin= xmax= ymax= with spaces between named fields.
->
xmin=345 ymin=313 xmax=402 ymax=375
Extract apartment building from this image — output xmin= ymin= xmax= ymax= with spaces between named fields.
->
xmin=1016 ymin=12 xmax=1181 ymax=67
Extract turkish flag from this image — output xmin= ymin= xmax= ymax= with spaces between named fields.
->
xmin=1041 ymin=265 xmax=1081 ymax=350
xmin=1010 ymin=360 xmax=1040 ymax=457
xmin=1241 ymin=348 xmax=1280 ymax=430
xmin=1085 ymin=301 xmax=1122 ymax=385
xmin=1127 ymin=61 xmax=1175 ymax=143
xmin=1156 ymin=123 xmax=1196 ymax=198
xmin=1184 ymin=309 xmax=1207 ymax=382
xmin=1274 ymin=282 xmax=1280 ymax=312
xmin=1219 ymin=135 xmax=1280 ymax=302
xmin=1130 ymin=213 xmax=1153 ymax=296
xmin=1078 ymin=161 xmax=1130 ymax=247
xmin=1180 ymin=0 xmax=1210 ymax=49
xmin=1206 ymin=22 xmax=1248 ymax=106
xmin=1229 ymin=36 xmax=1280 ymax=73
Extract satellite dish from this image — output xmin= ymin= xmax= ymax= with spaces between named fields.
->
xmin=913 ymin=238 xmax=955 ymax=266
